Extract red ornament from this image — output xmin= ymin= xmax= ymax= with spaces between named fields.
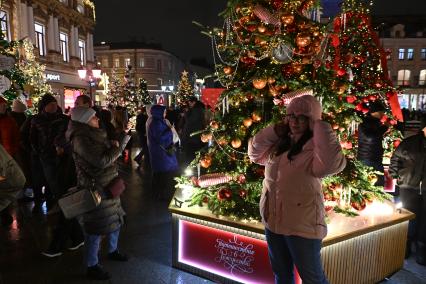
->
xmin=393 ymin=140 xmax=401 ymax=148
xmin=330 ymin=34 xmax=340 ymax=47
xmin=325 ymin=205 xmax=334 ymax=212
xmin=368 ymin=95 xmax=377 ymax=101
xmin=336 ymin=68 xmax=346 ymax=77
xmin=237 ymin=174 xmax=246 ymax=184
xmin=202 ymin=196 xmax=209 ymax=203
xmin=238 ymin=189 xmax=247 ymax=199
xmin=346 ymin=95 xmax=357 ymax=104
xmin=217 ymin=188 xmax=232 ymax=201
xmin=355 ymin=103 xmax=363 ymax=111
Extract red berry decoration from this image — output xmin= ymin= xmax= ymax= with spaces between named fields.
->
xmin=239 ymin=189 xmax=247 ymax=199
xmin=217 ymin=188 xmax=232 ymax=201
xmin=237 ymin=174 xmax=246 ymax=184
xmin=346 ymin=95 xmax=357 ymax=104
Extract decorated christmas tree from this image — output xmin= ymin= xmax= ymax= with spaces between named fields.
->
xmin=176 ymin=70 xmax=194 ymax=106
xmin=0 ymin=33 xmax=51 ymax=111
xmin=138 ymin=77 xmax=151 ymax=105
xmin=175 ymin=0 xmax=401 ymax=220
xmin=107 ymin=68 xmax=125 ymax=107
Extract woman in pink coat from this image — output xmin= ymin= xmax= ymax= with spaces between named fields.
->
xmin=248 ymin=95 xmax=346 ymax=284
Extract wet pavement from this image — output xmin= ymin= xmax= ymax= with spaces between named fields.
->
xmin=1 ymin=149 xmax=426 ymax=284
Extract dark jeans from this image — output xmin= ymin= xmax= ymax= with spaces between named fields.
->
xmin=48 ymin=212 xmax=84 ymax=251
xmin=265 ymin=228 xmax=329 ymax=284
xmin=400 ymin=188 xmax=426 ymax=243
xmin=152 ymin=171 xmax=177 ymax=201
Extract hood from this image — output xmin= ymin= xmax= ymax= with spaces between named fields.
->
xmin=150 ymin=105 xmax=166 ymax=119
xmin=286 ymin=95 xmax=322 ymax=121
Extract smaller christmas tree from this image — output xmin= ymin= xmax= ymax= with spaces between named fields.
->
xmin=107 ymin=68 xmax=125 ymax=107
xmin=176 ymin=70 xmax=194 ymax=106
xmin=138 ymin=77 xmax=151 ymax=105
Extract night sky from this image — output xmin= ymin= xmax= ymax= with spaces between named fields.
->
xmin=92 ymin=0 xmax=426 ymax=63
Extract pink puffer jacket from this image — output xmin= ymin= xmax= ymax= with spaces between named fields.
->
xmin=248 ymin=121 xmax=346 ymax=239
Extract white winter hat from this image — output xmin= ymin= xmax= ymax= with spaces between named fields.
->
xmin=71 ymin=106 xmax=96 ymax=124
xmin=286 ymin=95 xmax=322 ymax=121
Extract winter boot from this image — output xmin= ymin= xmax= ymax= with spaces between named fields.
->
xmin=86 ymin=264 xmax=110 ymax=280
xmin=416 ymin=242 xmax=426 ymax=265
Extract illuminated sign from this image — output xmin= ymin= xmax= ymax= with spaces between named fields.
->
xmin=45 ymin=73 xmax=61 ymax=81
xmin=178 ymin=220 xmax=302 ymax=284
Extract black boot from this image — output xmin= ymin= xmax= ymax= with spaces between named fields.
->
xmin=86 ymin=264 xmax=110 ymax=280
xmin=405 ymin=238 xmax=412 ymax=259
xmin=416 ymin=242 xmax=426 ymax=265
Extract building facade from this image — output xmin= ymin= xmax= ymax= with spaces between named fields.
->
xmin=94 ymin=42 xmax=185 ymax=106
xmin=1 ymin=0 xmax=96 ymax=108
xmin=377 ymin=17 xmax=426 ymax=111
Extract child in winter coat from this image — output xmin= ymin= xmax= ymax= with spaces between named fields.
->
xmin=248 ymin=95 xmax=346 ymax=284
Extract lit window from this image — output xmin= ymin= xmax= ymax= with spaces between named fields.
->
xmin=139 ymin=58 xmax=145 ymax=68
xmin=124 ymin=58 xmax=131 ymax=67
xmin=0 ymin=10 xmax=10 ymax=41
xmin=102 ymin=58 xmax=109 ymax=68
xmin=398 ymin=48 xmax=405 ymax=60
xmin=59 ymin=32 xmax=69 ymax=62
xmin=78 ymin=39 xmax=85 ymax=65
xmin=407 ymin=48 xmax=414 ymax=60
xmin=397 ymin=69 xmax=411 ymax=86
xmin=114 ymin=58 xmax=120 ymax=68
xmin=34 ymin=22 xmax=46 ymax=56
xmin=419 ymin=70 xmax=426 ymax=86
xmin=421 ymin=48 xmax=426 ymax=60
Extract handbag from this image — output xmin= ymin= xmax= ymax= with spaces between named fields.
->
xmin=58 ymin=186 xmax=101 ymax=219
xmin=105 ymin=176 xmax=126 ymax=198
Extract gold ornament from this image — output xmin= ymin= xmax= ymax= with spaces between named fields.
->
xmin=217 ymin=136 xmax=228 ymax=146
xmin=280 ymin=14 xmax=295 ymax=25
xmin=252 ymin=112 xmax=262 ymax=122
xmin=269 ymin=85 xmax=280 ymax=97
xmin=243 ymin=118 xmax=253 ymax=127
xmin=257 ymin=24 xmax=266 ymax=33
xmin=268 ymin=77 xmax=276 ymax=84
xmin=292 ymin=63 xmax=303 ymax=74
xmin=210 ymin=121 xmax=219 ymax=130
xmin=200 ymin=156 xmax=212 ymax=168
xmin=252 ymin=78 xmax=267 ymax=89
xmin=231 ymin=138 xmax=242 ymax=149
xmin=223 ymin=66 xmax=233 ymax=75
xmin=296 ymin=33 xmax=311 ymax=47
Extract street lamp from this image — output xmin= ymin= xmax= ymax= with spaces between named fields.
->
xmin=161 ymin=84 xmax=174 ymax=107
xmin=78 ymin=67 xmax=102 ymax=101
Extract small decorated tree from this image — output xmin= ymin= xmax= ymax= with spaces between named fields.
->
xmin=138 ymin=77 xmax=151 ymax=106
xmin=176 ymin=70 xmax=194 ymax=106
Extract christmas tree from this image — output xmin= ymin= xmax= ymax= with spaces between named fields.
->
xmin=107 ymin=68 xmax=125 ymax=107
xmin=175 ymin=0 xmax=401 ymax=220
xmin=138 ymin=77 xmax=151 ymax=105
xmin=0 ymin=33 xmax=51 ymax=111
xmin=176 ymin=70 xmax=194 ymax=106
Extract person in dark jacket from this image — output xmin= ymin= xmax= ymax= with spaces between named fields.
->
xmin=30 ymin=94 xmax=69 ymax=204
xmin=357 ymin=101 xmax=389 ymax=186
xmin=389 ymin=123 xmax=426 ymax=265
xmin=181 ymin=97 xmax=206 ymax=165
xmin=67 ymin=106 xmax=130 ymax=280
xmin=10 ymin=99 xmax=27 ymax=128
xmin=147 ymin=105 xmax=179 ymax=200
xmin=134 ymin=106 xmax=149 ymax=168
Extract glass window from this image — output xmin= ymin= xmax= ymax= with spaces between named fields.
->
xmin=421 ymin=48 xmax=426 ymax=60
xmin=34 ymin=22 xmax=46 ymax=56
xmin=101 ymin=58 xmax=109 ymax=68
xmin=420 ymin=70 xmax=426 ymax=86
xmin=59 ymin=32 xmax=69 ymax=62
xmin=398 ymin=48 xmax=405 ymax=60
xmin=0 ymin=10 xmax=10 ymax=41
xmin=114 ymin=58 xmax=120 ymax=68
xmin=407 ymin=48 xmax=414 ymax=60
xmin=78 ymin=39 xmax=85 ymax=65
xmin=139 ymin=58 xmax=145 ymax=68
xmin=124 ymin=58 xmax=131 ymax=67
xmin=397 ymin=69 xmax=411 ymax=86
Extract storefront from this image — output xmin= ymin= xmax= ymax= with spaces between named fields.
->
xmin=398 ymin=90 xmax=426 ymax=110
xmin=169 ymin=188 xmax=413 ymax=284
xmin=44 ymin=69 xmax=89 ymax=110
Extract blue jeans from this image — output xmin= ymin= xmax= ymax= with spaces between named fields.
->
xmin=85 ymin=228 xmax=120 ymax=267
xmin=265 ymin=228 xmax=329 ymax=284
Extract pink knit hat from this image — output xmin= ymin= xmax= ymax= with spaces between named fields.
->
xmin=286 ymin=95 xmax=322 ymax=121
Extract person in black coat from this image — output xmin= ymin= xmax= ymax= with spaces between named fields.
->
xmin=357 ymin=101 xmax=389 ymax=186
xmin=389 ymin=121 xmax=426 ymax=265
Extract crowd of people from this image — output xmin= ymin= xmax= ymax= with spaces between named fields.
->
xmin=2 ymin=92 xmax=426 ymax=283
xmin=0 ymin=93 xmax=210 ymax=280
